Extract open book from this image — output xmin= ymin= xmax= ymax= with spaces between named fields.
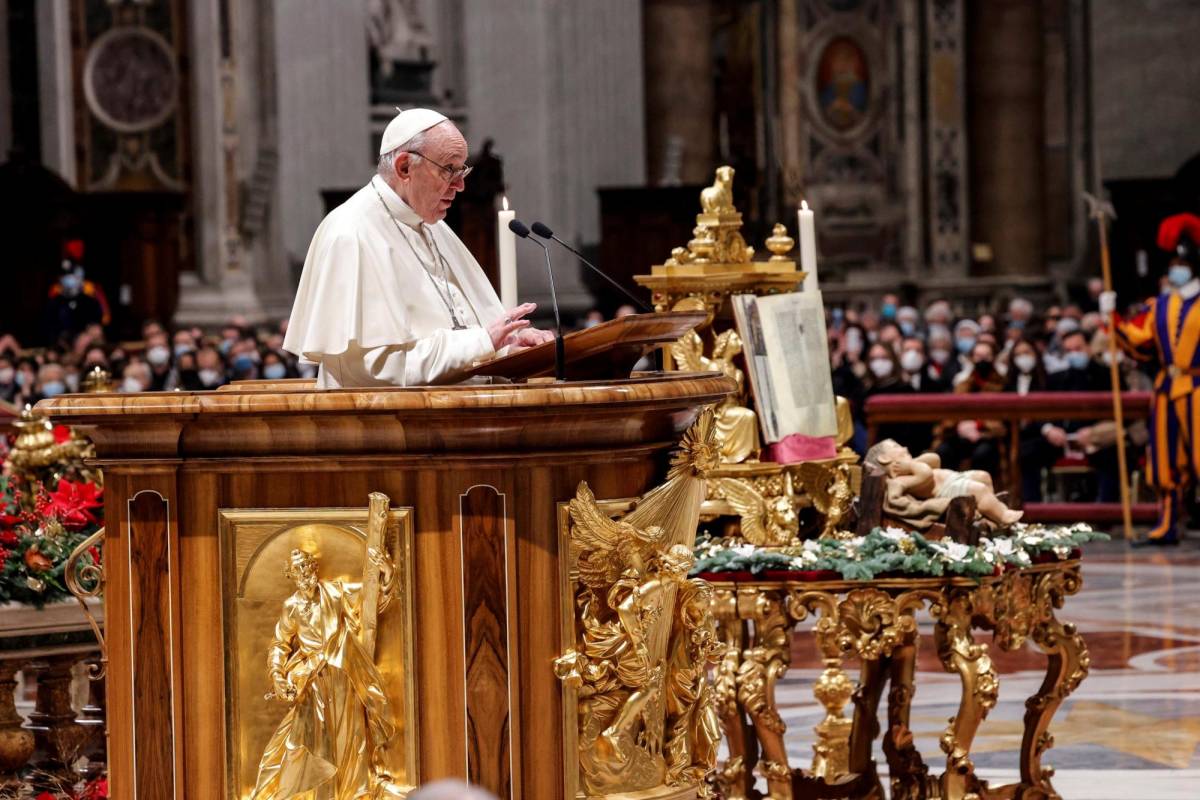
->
xmin=730 ymin=292 xmax=838 ymax=444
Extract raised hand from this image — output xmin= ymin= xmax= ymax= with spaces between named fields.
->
xmin=488 ymin=303 xmax=536 ymax=350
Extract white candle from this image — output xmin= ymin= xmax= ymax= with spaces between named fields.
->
xmin=798 ymin=199 xmax=818 ymax=292
xmin=498 ymin=196 xmax=518 ymax=309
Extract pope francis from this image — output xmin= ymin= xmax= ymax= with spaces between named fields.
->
xmin=284 ymin=108 xmax=553 ymax=387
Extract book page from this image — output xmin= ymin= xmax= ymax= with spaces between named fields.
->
xmin=731 ymin=292 xmax=837 ymax=443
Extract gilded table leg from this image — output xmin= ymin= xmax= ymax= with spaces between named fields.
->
xmin=810 ymin=656 xmax=854 ymax=781
xmin=736 ymin=589 xmax=794 ymax=799
xmin=713 ymin=591 xmax=758 ymax=800
xmin=882 ymin=640 xmax=932 ymax=800
xmin=845 ymin=657 xmax=887 ymax=799
xmin=934 ymin=590 xmax=999 ymax=800
xmin=1017 ymin=570 xmax=1090 ymax=800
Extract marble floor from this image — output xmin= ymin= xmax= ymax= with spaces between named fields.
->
xmin=768 ymin=539 xmax=1200 ymax=799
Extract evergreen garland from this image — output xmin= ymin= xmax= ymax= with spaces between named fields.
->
xmin=692 ymin=522 xmax=1108 ymax=582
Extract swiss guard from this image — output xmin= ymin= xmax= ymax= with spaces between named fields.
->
xmin=1106 ymin=212 xmax=1200 ymax=545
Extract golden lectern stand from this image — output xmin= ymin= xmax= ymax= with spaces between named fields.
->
xmin=41 ymin=366 xmax=733 ymax=799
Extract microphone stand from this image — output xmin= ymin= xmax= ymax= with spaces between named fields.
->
xmin=537 ymin=230 xmax=652 ymax=313
xmin=526 ymin=238 xmax=566 ymax=382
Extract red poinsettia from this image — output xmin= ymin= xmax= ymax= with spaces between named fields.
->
xmin=42 ymin=479 xmax=103 ymax=531
xmin=0 ymin=530 xmax=16 ymax=547
xmin=79 ymin=776 xmax=108 ymax=799
xmin=52 ymin=424 xmax=72 ymax=445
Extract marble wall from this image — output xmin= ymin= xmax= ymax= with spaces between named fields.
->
xmin=1091 ymin=0 xmax=1200 ymax=180
xmin=273 ymin=0 xmax=371 ymax=272
xmin=462 ymin=0 xmax=646 ymax=313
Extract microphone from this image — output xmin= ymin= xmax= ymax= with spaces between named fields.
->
xmin=508 ymin=219 xmax=566 ymax=381
xmin=529 ymin=222 xmax=652 ymax=313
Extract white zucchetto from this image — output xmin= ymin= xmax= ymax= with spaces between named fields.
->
xmin=379 ymin=108 xmax=449 ymax=155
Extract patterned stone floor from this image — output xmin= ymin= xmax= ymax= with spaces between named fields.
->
xmin=763 ymin=539 xmax=1200 ymax=799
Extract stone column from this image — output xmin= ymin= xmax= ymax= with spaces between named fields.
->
xmin=777 ymin=0 xmax=803 ymax=208
xmin=35 ymin=0 xmax=74 ymax=184
xmin=175 ymin=0 xmax=265 ymax=326
xmin=967 ymin=0 xmax=1045 ymax=277
xmin=643 ymin=0 xmax=714 ymax=185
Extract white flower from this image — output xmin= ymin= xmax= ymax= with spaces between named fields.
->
xmin=940 ymin=542 xmax=971 ymax=562
xmin=733 ymin=544 xmax=757 ymax=557
xmin=802 ymin=539 xmax=821 ymax=554
xmin=992 ymin=538 xmax=1017 ymax=557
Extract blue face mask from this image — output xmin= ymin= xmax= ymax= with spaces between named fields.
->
xmin=881 ymin=303 xmax=897 ymax=319
xmin=219 ymin=339 xmax=235 ymax=355
xmin=899 ymin=321 xmax=916 ymax=337
xmin=956 ymin=337 xmax=976 ymax=355
xmin=1169 ymin=264 xmax=1193 ymax=288
xmin=1009 ymin=319 xmax=1026 ymax=330
xmin=232 ymin=355 xmax=255 ymax=373
xmin=41 ymin=380 xmax=66 ymax=398
xmin=1065 ymin=351 xmax=1090 ymax=371
xmin=263 ymin=363 xmax=287 ymax=380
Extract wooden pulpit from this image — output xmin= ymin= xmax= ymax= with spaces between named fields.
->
xmin=40 ymin=370 xmax=733 ymax=799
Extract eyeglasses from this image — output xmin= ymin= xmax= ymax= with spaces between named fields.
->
xmin=407 ymin=151 xmax=472 ymax=183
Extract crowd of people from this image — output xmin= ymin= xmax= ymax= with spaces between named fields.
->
xmin=830 ymin=281 xmax=1149 ymax=503
xmin=0 ymin=316 xmax=309 ymax=407
xmin=2 ymin=281 xmax=1147 ymax=504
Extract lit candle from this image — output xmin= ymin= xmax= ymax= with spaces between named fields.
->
xmin=798 ymin=199 xmax=818 ymax=292
xmin=498 ymin=196 xmax=518 ymax=309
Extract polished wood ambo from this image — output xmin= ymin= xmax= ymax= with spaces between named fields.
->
xmin=38 ymin=372 xmax=733 ymax=800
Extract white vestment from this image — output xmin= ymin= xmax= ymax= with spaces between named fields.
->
xmin=284 ymin=176 xmax=504 ymax=387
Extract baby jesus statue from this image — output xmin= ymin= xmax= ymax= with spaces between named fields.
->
xmin=864 ymin=438 xmax=1023 ymax=528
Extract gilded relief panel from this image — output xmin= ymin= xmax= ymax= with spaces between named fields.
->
xmin=219 ymin=506 xmax=418 ymax=799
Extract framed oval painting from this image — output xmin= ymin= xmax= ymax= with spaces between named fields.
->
xmin=816 ymin=35 xmax=870 ymax=133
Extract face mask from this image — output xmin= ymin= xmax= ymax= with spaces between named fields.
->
xmin=218 ymin=339 xmax=234 ymax=355
xmin=869 ymin=358 xmax=894 ymax=378
xmin=956 ymin=337 xmax=976 ymax=355
xmin=147 ymin=345 xmax=170 ymax=366
xmin=881 ymin=303 xmax=897 ymax=319
xmin=1101 ymin=350 xmax=1123 ymax=367
xmin=198 ymin=369 xmax=222 ymax=387
xmin=60 ymin=274 xmax=82 ymax=295
xmin=298 ymin=363 xmax=318 ymax=379
xmin=1169 ymin=264 xmax=1193 ymax=288
xmin=1009 ymin=319 xmax=1026 ymax=330
xmin=263 ymin=363 xmax=287 ymax=380
xmin=1065 ymin=351 xmax=1090 ymax=371
xmin=974 ymin=360 xmax=994 ymax=378
xmin=15 ymin=372 xmax=28 ymax=388
xmin=0 ymin=368 xmax=12 ymax=384
xmin=121 ymin=377 xmax=144 ymax=393
xmin=233 ymin=355 xmax=256 ymax=373
xmin=40 ymin=380 xmax=66 ymax=398
xmin=65 ymin=373 xmax=80 ymax=392
xmin=929 ymin=348 xmax=951 ymax=365
xmin=1014 ymin=354 xmax=1038 ymax=374
xmin=174 ymin=343 xmax=194 ymax=357
xmin=900 ymin=350 xmax=924 ymax=373
xmin=898 ymin=321 xmax=916 ymax=337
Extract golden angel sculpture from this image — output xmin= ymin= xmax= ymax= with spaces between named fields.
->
xmin=251 ymin=542 xmax=399 ymax=800
xmin=671 ymin=328 xmax=760 ymax=463
xmin=718 ymin=477 xmax=799 ymax=547
xmin=555 ymin=411 xmax=724 ymax=797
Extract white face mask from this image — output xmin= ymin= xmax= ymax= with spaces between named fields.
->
xmin=1014 ymin=353 xmax=1038 ymax=374
xmin=121 ymin=377 xmax=145 ymax=393
xmin=929 ymin=347 xmax=951 ymax=365
xmin=147 ymin=345 xmax=170 ymax=366
xmin=869 ymin=358 xmax=894 ymax=379
xmin=899 ymin=350 xmax=924 ymax=373
xmin=198 ymin=368 xmax=222 ymax=387
xmin=0 ymin=368 xmax=12 ymax=384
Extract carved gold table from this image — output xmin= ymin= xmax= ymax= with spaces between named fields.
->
xmin=701 ymin=560 xmax=1089 ymax=800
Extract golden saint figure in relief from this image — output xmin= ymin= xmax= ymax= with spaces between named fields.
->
xmin=250 ymin=545 xmax=399 ymax=800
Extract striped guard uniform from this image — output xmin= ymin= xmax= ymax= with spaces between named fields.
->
xmin=1114 ymin=289 xmax=1200 ymax=540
